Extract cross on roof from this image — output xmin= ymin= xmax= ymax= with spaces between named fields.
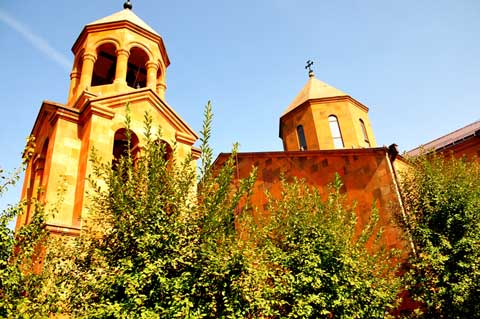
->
xmin=305 ymin=60 xmax=314 ymax=73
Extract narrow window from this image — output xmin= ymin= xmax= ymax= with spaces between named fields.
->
xmin=126 ymin=47 xmax=148 ymax=88
xmin=297 ymin=125 xmax=307 ymax=150
xmin=359 ymin=119 xmax=370 ymax=147
xmin=328 ymin=115 xmax=344 ymax=149
xmin=91 ymin=43 xmax=117 ymax=86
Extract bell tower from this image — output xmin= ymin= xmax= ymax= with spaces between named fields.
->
xmin=16 ymin=2 xmax=200 ymax=235
xmin=279 ymin=62 xmax=376 ymax=151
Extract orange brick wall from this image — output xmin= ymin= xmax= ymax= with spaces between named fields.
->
xmin=214 ymin=148 xmax=408 ymax=251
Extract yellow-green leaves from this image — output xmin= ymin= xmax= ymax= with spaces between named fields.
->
xmin=401 ymin=155 xmax=480 ymax=318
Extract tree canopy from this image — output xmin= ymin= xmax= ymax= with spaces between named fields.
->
xmin=400 ymin=155 xmax=480 ymax=318
xmin=3 ymin=103 xmax=478 ymax=318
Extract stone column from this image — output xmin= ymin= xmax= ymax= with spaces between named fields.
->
xmin=78 ymin=52 xmax=96 ymax=92
xmin=146 ymin=61 xmax=158 ymax=89
xmin=67 ymin=70 xmax=81 ymax=101
xmin=156 ymin=82 xmax=167 ymax=99
xmin=114 ymin=49 xmax=130 ymax=84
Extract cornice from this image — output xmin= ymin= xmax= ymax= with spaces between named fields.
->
xmin=72 ymin=21 xmax=170 ymax=67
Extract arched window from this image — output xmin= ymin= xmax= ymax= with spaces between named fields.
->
xmin=126 ymin=47 xmax=148 ymax=88
xmin=328 ymin=115 xmax=344 ymax=149
xmin=159 ymin=140 xmax=173 ymax=162
xmin=297 ymin=125 xmax=308 ymax=151
xmin=359 ymin=119 xmax=370 ymax=147
xmin=91 ymin=43 xmax=117 ymax=86
xmin=112 ymin=129 xmax=140 ymax=168
xmin=153 ymin=140 xmax=173 ymax=169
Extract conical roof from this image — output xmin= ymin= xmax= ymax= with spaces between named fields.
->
xmin=87 ymin=9 xmax=159 ymax=36
xmin=281 ymin=73 xmax=348 ymax=117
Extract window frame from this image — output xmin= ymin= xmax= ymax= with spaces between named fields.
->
xmin=296 ymin=125 xmax=308 ymax=151
xmin=328 ymin=115 xmax=345 ymax=149
xmin=359 ymin=119 xmax=371 ymax=147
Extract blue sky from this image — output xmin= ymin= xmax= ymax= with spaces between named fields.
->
xmin=1 ymin=0 xmax=479 ymax=208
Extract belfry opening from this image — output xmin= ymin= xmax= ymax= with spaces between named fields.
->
xmin=126 ymin=47 xmax=148 ymax=89
xmin=91 ymin=43 xmax=117 ymax=87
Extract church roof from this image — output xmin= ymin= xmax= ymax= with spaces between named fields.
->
xmin=87 ymin=9 xmax=159 ymax=36
xmin=407 ymin=120 xmax=480 ymax=156
xmin=281 ymin=73 xmax=348 ymax=117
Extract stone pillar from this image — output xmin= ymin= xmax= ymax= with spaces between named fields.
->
xmin=114 ymin=49 xmax=130 ymax=84
xmin=68 ymin=70 xmax=81 ymax=101
xmin=156 ymin=82 xmax=167 ymax=99
xmin=26 ymin=159 xmax=44 ymax=223
xmin=146 ymin=61 xmax=158 ymax=89
xmin=78 ymin=52 xmax=96 ymax=92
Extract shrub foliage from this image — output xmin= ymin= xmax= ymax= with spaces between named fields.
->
xmin=400 ymin=155 xmax=480 ymax=318
xmin=1 ymin=102 xmax=404 ymax=318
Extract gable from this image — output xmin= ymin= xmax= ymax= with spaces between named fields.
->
xmin=77 ymin=88 xmax=198 ymax=145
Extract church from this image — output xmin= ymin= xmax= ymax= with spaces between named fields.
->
xmin=15 ymin=2 xmax=200 ymax=235
xmin=16 ymin=2 xmax=436 ymax=253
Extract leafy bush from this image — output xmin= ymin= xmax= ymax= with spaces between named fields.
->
xmin=0 ymin=141 xmax=53 ymax=318
xmin=401 ymin=155 xmax=480 ymax=318
xmin=1 ymin=102 xmax=402 ymax=318
xmin=248 ymin=175 xmax=401 ymax=318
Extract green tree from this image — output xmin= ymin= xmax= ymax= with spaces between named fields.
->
xmin=0 ymin=138 xmax=54 ymax=318
xmin=1 ymin=103 xmax=403 ymax=318
xmin=400 ymin=155 xmax=480 ymax=318
xmin=48 ymin=102 xmax=257 ymax=318
xmin=247 ymin=176 xmax=401 ymax=318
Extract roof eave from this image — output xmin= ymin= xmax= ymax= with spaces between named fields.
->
xmin=71 ymin=21 xmax=170 ymax=67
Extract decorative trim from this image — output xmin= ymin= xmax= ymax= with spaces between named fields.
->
xmin=49 ymin=107 xmax=80 ymax=126
xmin=45 ymin=223 xmax=81 ymax=236
xmin=191 ymin=146 xmax=202 ymax=160
xmin=116 ymin=48 xmax=130 ymax=57
xmin=79 ymin=103 xmax=115 ymax=124
xmin=72 ymin=22 xmax=170 ymax=67
xmin=176 ymin=131 xmax=196 ymax=145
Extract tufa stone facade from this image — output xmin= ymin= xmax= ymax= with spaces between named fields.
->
xmin=16 ymin=7 xmax=200 ymax=236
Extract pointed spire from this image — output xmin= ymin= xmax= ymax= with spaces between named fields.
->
xmin=123 ymin=0 xmax=133 ymax=10
xmin=281 ymin=67 xmax=348 ymax=117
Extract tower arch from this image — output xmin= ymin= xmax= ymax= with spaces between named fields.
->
xmin=157 ymin=139 xmax=173 ymax=162
xmin=91 ymin=43 xmax=118 ymax=87
xmin=126 ymin=47 xmax=149 ymax=88
xmin=112 ymin=128 xmax=140 ymax=163
xmin=126 ymin=41 xmax=153 ymax=59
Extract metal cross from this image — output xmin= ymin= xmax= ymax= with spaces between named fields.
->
xmin=305 ymin=60 xmax=314 ymax=73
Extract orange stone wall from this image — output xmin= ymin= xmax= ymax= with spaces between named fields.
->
xmin=214 ymin=148 xmax=407 ymax=251
xmin=16 ymin=10 xmax=200 ymax=236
